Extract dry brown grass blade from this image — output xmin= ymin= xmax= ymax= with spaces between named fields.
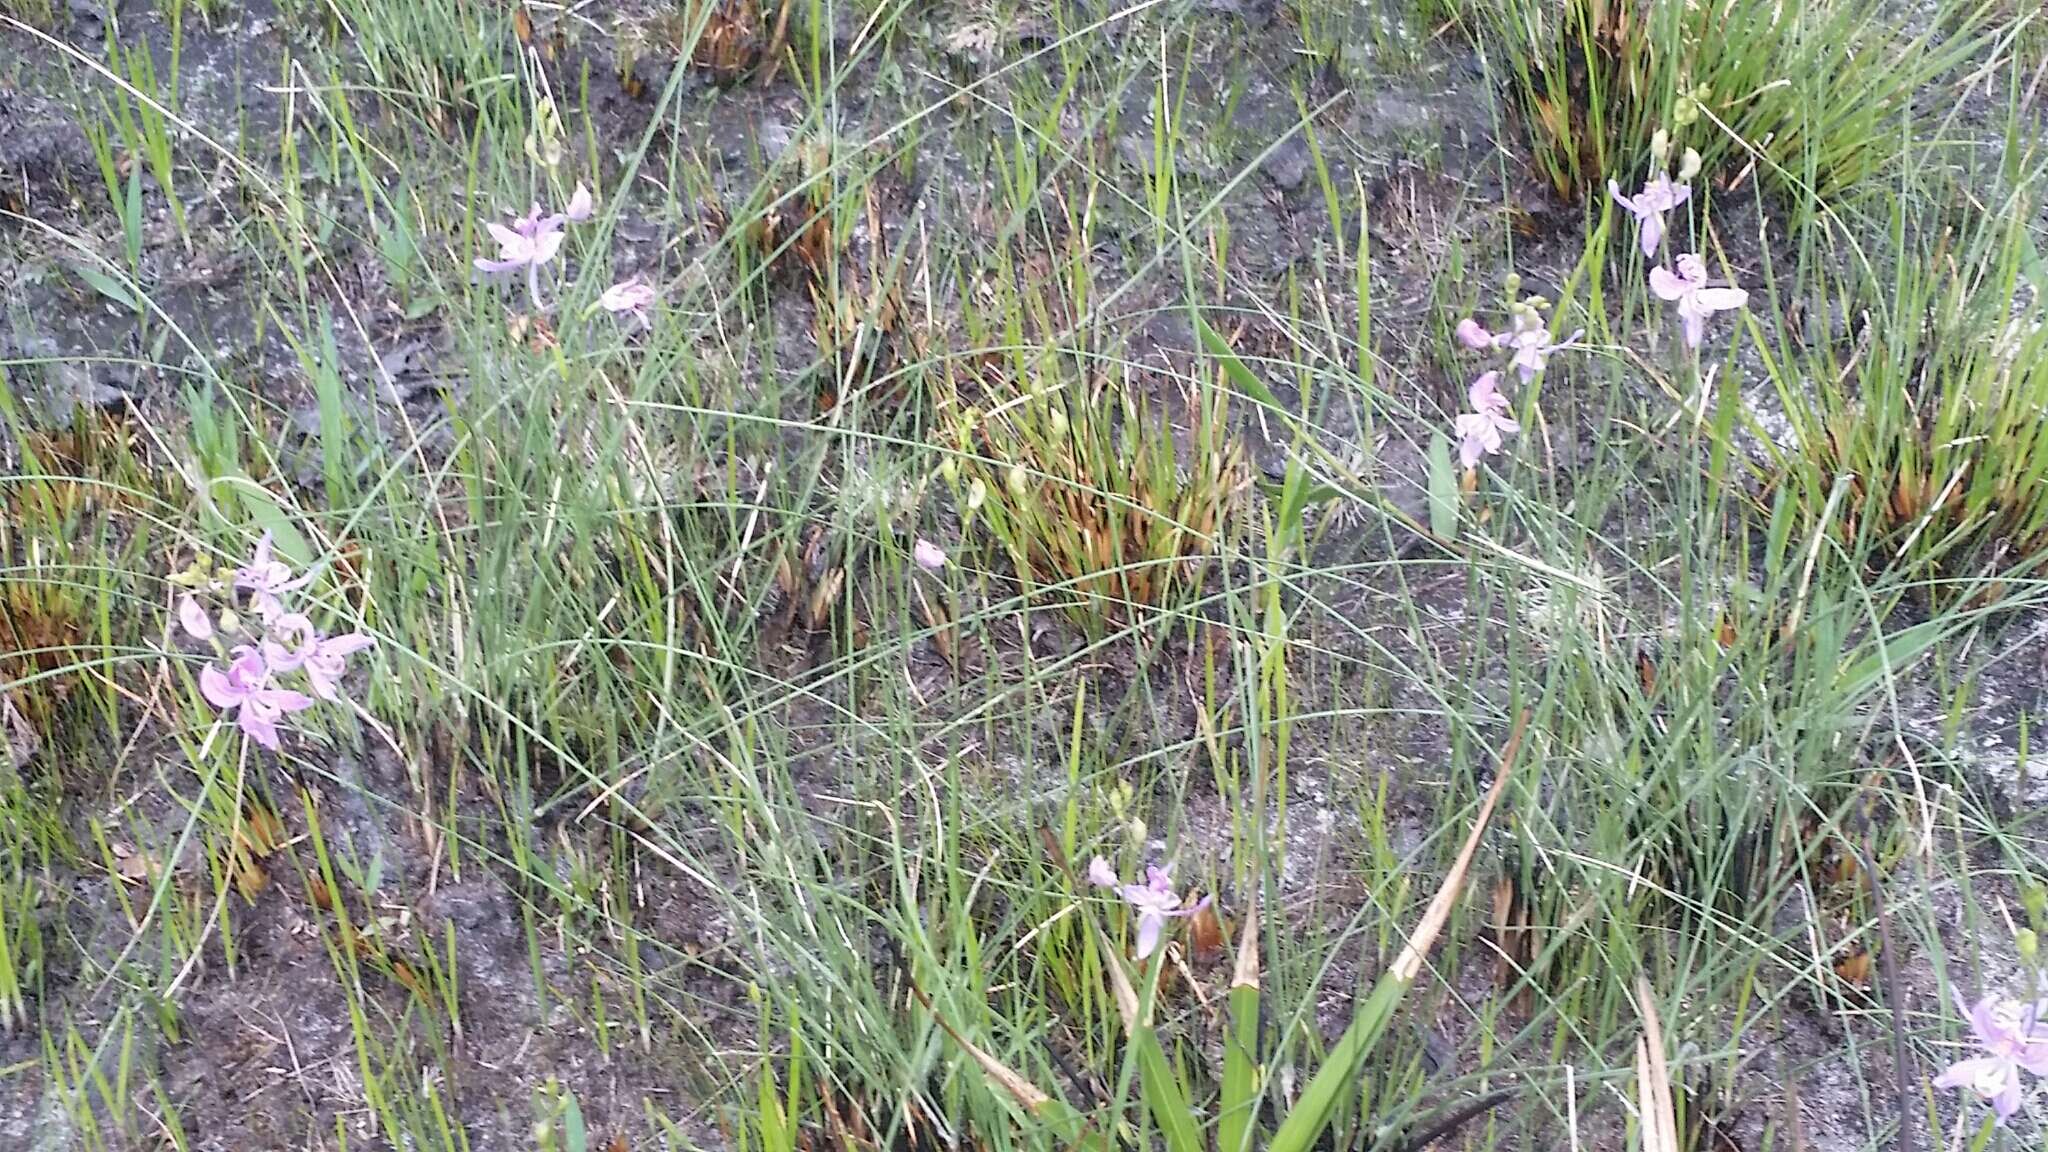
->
xmin=1231 ymin=903 xmax=1259 ymax=991
xmin=1392 ymin=709 xmax=1528 ymax=982
xmin=909 ymin=986 xmax=1052 ymax=1114
xmin=1635 ymin=976 xmax=1679 ymax=1152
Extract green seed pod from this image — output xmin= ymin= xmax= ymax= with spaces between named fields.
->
xmin=1006 ymin=464 xmax=1030 ymax=498
xmin=2020 ymin=928 xmax=2040 ymax=962
xmin=1047 ymin=407 xmax=1068 ymax=438
xmin=966 ymin=478 xmax=987 ymax=511
xmin=939 ymin=456 xmax=959 ymax=484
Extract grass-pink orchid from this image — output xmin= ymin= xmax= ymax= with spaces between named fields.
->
xmin=233 ymin=532 xmax=309 ymax=622
xmin=200 ymin=647 xmax=314 ymax=751
xmin=1934 ymin=992 xmax=2048 ymax=1122
xmin=303 ymin=632 xmax=376 ymax=703
xmin=1501 ymin=309 xmax=1584 ymax=383
xmin=598 ymin=276 xmax=657 ymax=328
xmin=1650 ymin=253 xmax=1747 ymax=348
xmin=1608 ymin=172 xmax=1691 ymax=257
xmin=1453 ymin=371 xmax=1519 ymax=468
xmin=1088 ymin=856 xmax=1210 ymax=960
xmin=475 ymin=203 xmax=569 ymax=310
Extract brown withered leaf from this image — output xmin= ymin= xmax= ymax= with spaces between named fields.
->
xmin=1186 ymin=900 xmax=1224 ymax=965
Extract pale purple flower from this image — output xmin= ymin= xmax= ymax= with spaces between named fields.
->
xmin=1088 ymin=856 xmax=1210 ymax=960
xmin=598 ymin=276 xmax=657 ymax=328
xmin=1650 ymin=253 xmax=1748 ymax=348
xmin=912 ymin=538 xmax=948 ymax=572
xmin=1608 ymin=172 xmax=1691 ymax=257
xmin=233 ymin=533 xmax=309 ymax=622
xmin=1454 ymin=317 xmax=1498 ymax=351
xmin=199 ymin=647 xmax=314 ymax=751
xmin=1934 ymin=993 xmax=2048 ymax=1122
xmin=1501 ymin=310 xmax=1583 ymax=384
xmin=178 ymin=595 xmax=213 ymax=641
xmin=302 ymin=632 xmax=375 ymax=703
xmin=1454 ymin=371 xmax=1520 ymax=469
xmin=474 ymin=203 xmax=568 ymax=310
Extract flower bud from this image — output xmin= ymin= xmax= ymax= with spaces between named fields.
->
xmin=2021 ymin=928 xmax=2040 ymax=962
xmin=966 ymin=478 xmax=987 ymax=511
xmin=1650 ymin=129 xmax=1671 ymax=170
xmin=1005 ymin=464 xmax=1030 ymax=498
xmin=217 ymin=608 xmax=242 ymax=635
xmin=939 ymin=456 xmax=959 ymax=483
xmin=1503 ymin=272 xmax=1522 ymax=296
xmin=1678 ymin=147 xmax=1702 ymax=183
xmin=1047 ymin=407 xmax=1068 ymax=438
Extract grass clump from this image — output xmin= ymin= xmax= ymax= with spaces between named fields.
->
xmin=1769 ymin=157 xmax=2048 ymax=587
xmin=940 ymin=352 xmax=1248 ymax=635
xmin=1477 ymin=0 xmax=1986 ymax=203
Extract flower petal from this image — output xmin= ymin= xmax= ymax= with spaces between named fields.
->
xmin=1638 ymin=211 xmax=1663 ymax=259
xmin=178 ymin=596 xmax=213 ymax=641
xmin=1134 ymin=912 xmax=1165 ymax=959
xmin=1648 ymin=265 xmax=1689 ymax=301
xmin=565 ymin=182 xmax=595 ymax=223
xmin=1693 ymin=287 xmax=1748 ymax=313
xmin=238 ymin=710 xmax=281 ymax=751
xmin=200 ymin=664 xmax=241 ymax=708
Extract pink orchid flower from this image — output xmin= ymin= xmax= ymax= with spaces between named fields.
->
xmin=1608 ymin=172 xmax=1691 ymax=257
xmin=233 ymin=533 xmax=309 ymax=622
xmin=912 ymin=538 xmax=948 ymax=571
xmin=1088 ymin=856 xmax=1211 ymax=960
xmin=475 ymin=203 xmax=569 ymax=311
xmin=598 ymin=276 xmax=657 ymax=328
xmin=200 ymin=647 xmax=314 ymax=751
xmin=1453 ymin=371 xmax=1519 ymax=469
xmin=1650 ymin=253 xmax=1748 ymax=348
xmin=1501 ymin=310 xmax=1583 ymax=384
xmin=1934 ymin=993 xmax=2048 ymax=1122
xmin=303 ymin=632 xmax=376 ymax=704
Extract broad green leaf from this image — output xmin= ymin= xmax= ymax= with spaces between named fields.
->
xmin=72 ymin=264 xmax=138 ymax=311
xmin=1134 ymin=1027 xmax=1204 ymax=1152
xmin=1427 ymin=432 xmax=1459 ymax=541
xmin=1195 ymin=314 xmax=1285 ymax=412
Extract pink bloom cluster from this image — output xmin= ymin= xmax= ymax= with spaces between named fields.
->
xmin=1936 ymin=991 xmax=2048 ymax=1123
xmin=176 ymin=534 xmax=374 ymax=751
xmin=1609 ymin=161 xmax=1747 ymax=348
xmin=1448 ymin=297 xmax=1580 ymax=469
xmin=473 ymin=182 xmax=661 ymax=329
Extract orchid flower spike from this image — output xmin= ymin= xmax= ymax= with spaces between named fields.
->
xmin=1088 ymin=856 xmax=1211 ymax=960
xmin=1650 ymin=253 xmax=1748 ymax=349
xmin=1934 ymin=993 xmax=2048 ymax=1122
xmin=1608 ymin=172 xmax=1691 ymax=258
xmin=1453 ymin=371 xmax=1520 ymax=469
